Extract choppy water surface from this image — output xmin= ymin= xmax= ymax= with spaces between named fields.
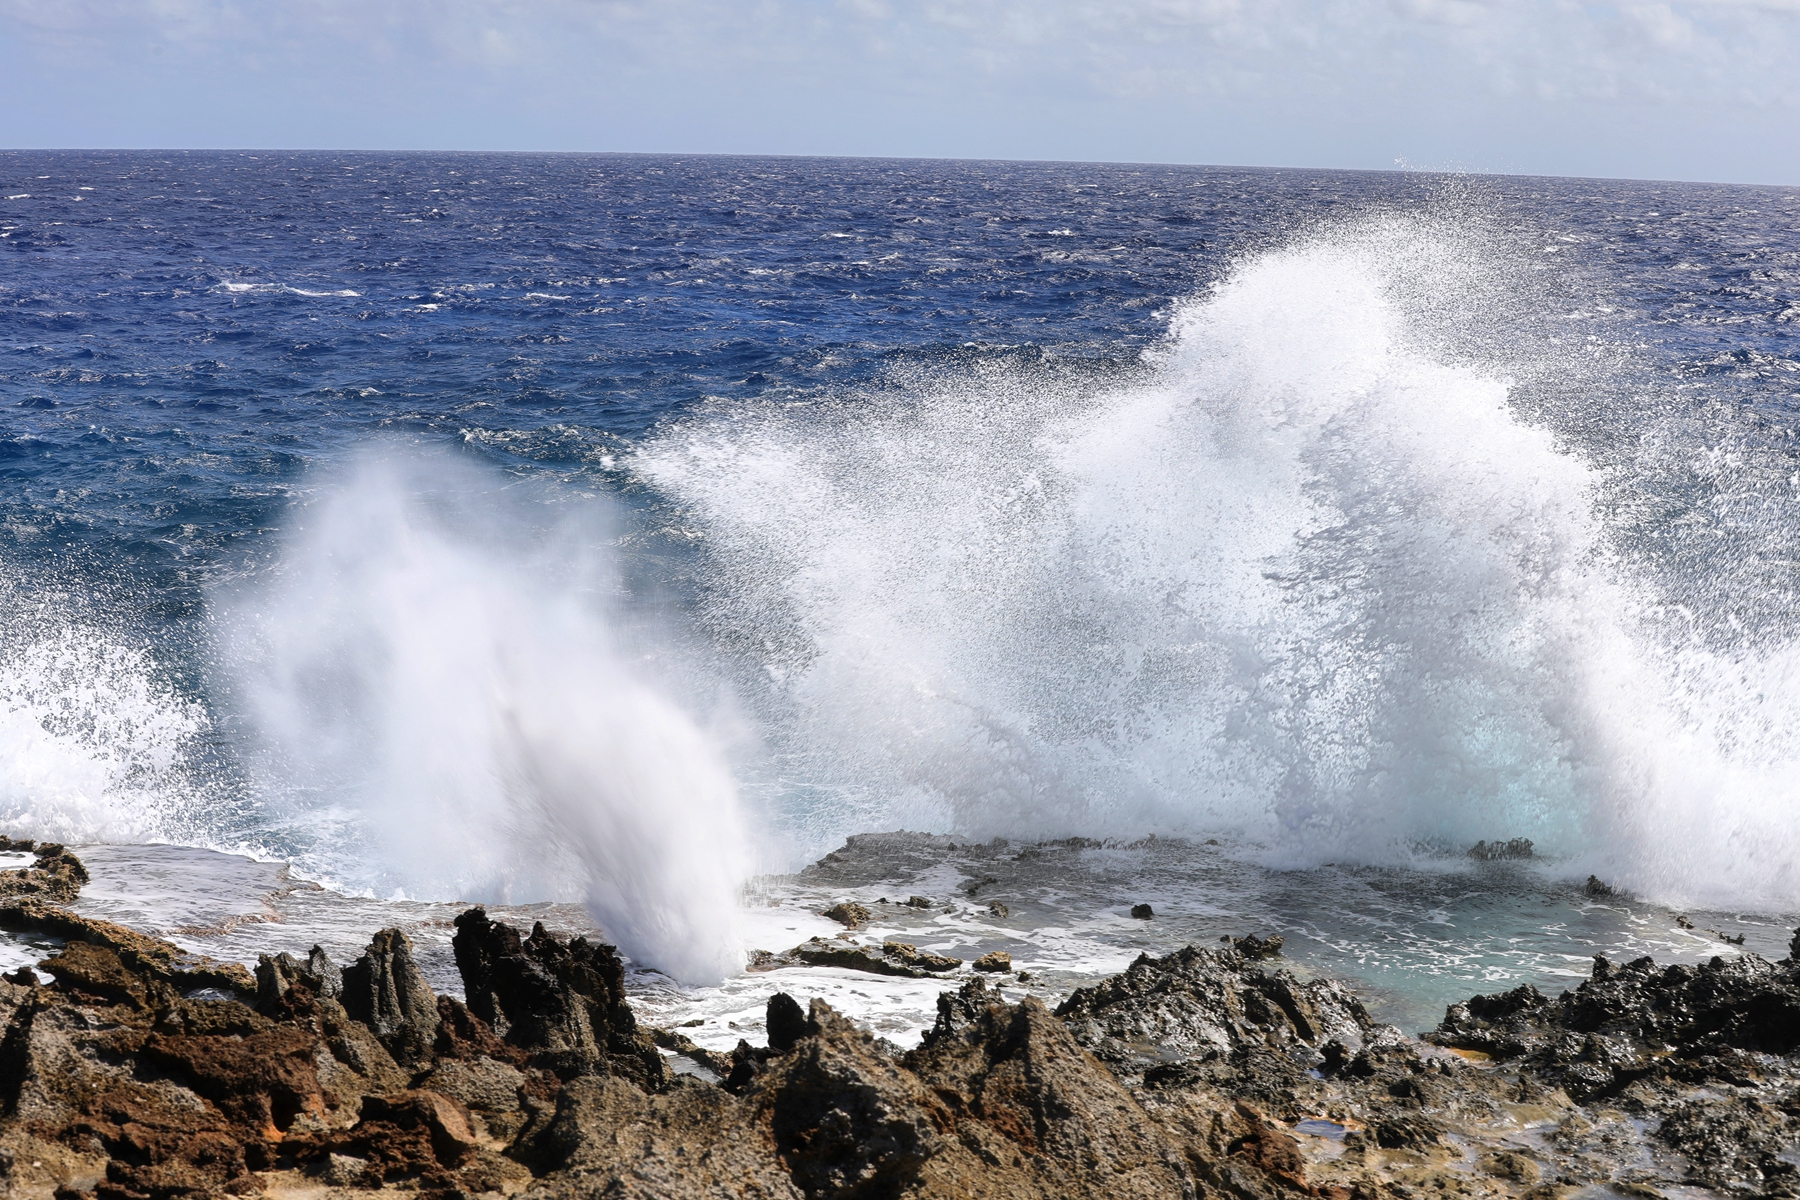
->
xmin=2 ymin=152 xmax=1799 ymax=1029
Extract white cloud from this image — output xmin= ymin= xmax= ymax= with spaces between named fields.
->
xmin=0 ymin=0 xmax=1796 ymax=181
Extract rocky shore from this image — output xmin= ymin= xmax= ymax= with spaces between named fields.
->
xmin=0 ymin=844 xmax=1797 ymax=1199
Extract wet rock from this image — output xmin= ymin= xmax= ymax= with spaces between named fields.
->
xmin=973 ymin=950 xmax=1012 ymax=972
xmin=1366 ymin=1111 xmax=1444 ymax=1149
xmin=452 ymin=906 xmax=664 ymax=1085
xmin=1058 ymin=942 xmax=1370 ymax=1070
xmin=0 ymin=844 xmax=90 ymax=904
xmin=0 ymin=896 xmax=253 ymax=994
xmin=904 ymin=895 xmax=933 ymax=908
xmin=1131 ymin=902 xmax=1155 ymax=919
xmin=882 ymin=941 xmax=962 ymax=972
xmin=1585 ymin=874 xmax=1616 ymax=897
xmin=777 ymin=936 xmax=933 ymax=977
xmin=1468 ymin=837 xmax=1534 ymax=861
xmin=1477 ymin=1150 xmax=1543 ymax=1183
xmin=766 ymin=991 xmax=811 ymax=1053
xmin=987 ymin=900 xmax=1010 ymax=919
xmin=340 ymin=927 xmax=440 ymax=1066
xmin=962 ymin=875 xmax=998 ymax=896
xmin=648 ymin=1024 xmax=731 ymax=1080
xmin=1428 ymin=949 xmax=1800 ymax=1072
xmin=1223 ymin=933 xmax=1284 ymax=959
xmin=821 ymin=900 xmax=871 ymax=928
xmin=1657 ymin=1095 xmax=1796 ymax=1195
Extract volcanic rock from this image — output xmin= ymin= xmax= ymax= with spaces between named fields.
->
xmin=1056 ymin=942 xmax=1370 ymax=1068
xmin=340 ymin=927 xmax=440 ymax=1066
xmin=822 ymin=900 xmax=871 ymax=928
xmin=1467 ymin=837 xmax=1534 ymax=861
xmin=452 ymin=906 xmax=664 ymax=1085
xmin=883 ymin=941 xmax=962 ymax=972
xmin=0 ymin=843 xmax=90 ymax=904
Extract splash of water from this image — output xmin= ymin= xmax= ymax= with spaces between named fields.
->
xmin=0 ymin=577 xmax=211 ymax=844
xmin=638 ymin=211 xmax=1800 ymax=914
xmin=217 ymin=456 xmax=750 ymax=983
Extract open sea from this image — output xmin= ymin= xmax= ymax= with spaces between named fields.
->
xmin=3 ymin=151 xmax=1799 ymax=1051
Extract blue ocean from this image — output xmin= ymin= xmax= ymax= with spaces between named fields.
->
xmin=3 ymin=151 xmax=1799 ymax=1045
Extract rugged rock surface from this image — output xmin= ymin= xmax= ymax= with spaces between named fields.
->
xmin=451 ymin=905 xmax=663 ymax=1086
xmin=0 ymin=842 xmax=90 ymax=904
xmin=3 ymin=843 xmax=1797 ymax=1200
xmin=1056 ymin=942 xmax=1375 ymax=1068
xmin=751 ymin=936 xmax=962 ymax=979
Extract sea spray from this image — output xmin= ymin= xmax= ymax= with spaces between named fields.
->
xmin=0 ymin=576 xmax=212 ymax=845
xmin=217 ymin=456 xmax=750 ymax=983
xmin=637 ymin=212 xmax=1800 ymax=914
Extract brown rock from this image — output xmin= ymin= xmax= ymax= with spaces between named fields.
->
xmin=528 ymin=1074 xmax=802 ymax=1198
xmin=883 ymin=941 xmax=962 ymax=972
xmin=822 ymin=901 xmax=872 ymax=928
xmin=973 ymin=951 xmax=1013 ymax=973
xmin=0 ymin=845 xmax=90 ymax=904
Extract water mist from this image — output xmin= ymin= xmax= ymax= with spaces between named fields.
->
xmin=218 ymin=456 xmax=750 ymax=984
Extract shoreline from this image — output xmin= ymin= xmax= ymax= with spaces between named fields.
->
xmin=2 ymin=842 xmax=1797 ymax=1197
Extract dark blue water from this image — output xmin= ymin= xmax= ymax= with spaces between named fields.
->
xmin=6 ymin=153 xmax=1795 ymax=604
xmin=4 ymin=152 xmax=1800 ymax=1002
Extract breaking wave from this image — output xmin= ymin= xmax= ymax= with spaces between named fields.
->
xmin=639 ymin=210 xmax=1800 ymax=914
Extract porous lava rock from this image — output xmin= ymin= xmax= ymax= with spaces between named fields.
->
xmin=5 ymin=841 xmax=1800 ymax=1200
xmin=0 ymin=842 xmax=90 ymax=904
xmin=1056 ymin=942 xmax=1373 ymax=1068
xmin=451 ymin=905 xmax=664 ymax=1085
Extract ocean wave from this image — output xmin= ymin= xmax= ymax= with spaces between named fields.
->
xmin=637 ymin=209 xmax=1800 ymax=915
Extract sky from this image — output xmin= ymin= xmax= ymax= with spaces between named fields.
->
xmin=1 ymin=0 xmax=1798 ymax=184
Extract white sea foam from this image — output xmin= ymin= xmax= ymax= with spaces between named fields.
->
xmin=215 ymin=457 xmax=751 ymax=983
xmin=637 ymin=211 xmax=1800 ymax=915
xmin=0 ymin=586 xmax=209 ymax=845
xmin=217 ymin=281 xmax=360 ymax=297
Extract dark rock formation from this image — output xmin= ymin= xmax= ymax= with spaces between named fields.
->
xmin=1057 ymin=942 xmax=1372 ymax=1069
xmin=1467 ymin=838 xmax=1534 ymax=861
xmin=451 ymin=905 xmax=663 ymax=1085
xmin=1131 ymin=902 xmax=1155 ymax=918
xmin=340 ymin=928 xmax=440 ymax=1067
xmin=2 ymin=843 xmax=1796 ymax=1200
xmin=755 ymin=936 xmax=963 ymax=979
